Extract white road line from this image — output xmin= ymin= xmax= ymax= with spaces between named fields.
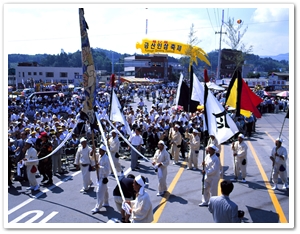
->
xmin=8 ymin=171 xmax=81 ymax=215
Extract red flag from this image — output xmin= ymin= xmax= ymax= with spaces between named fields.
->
xmin=204 ymin=68 xmax=210 ymax=83
xmin=226 ymin=70 xmax=263 ymax=118
xmin=110 ymin=74 xmax=115 ymax=88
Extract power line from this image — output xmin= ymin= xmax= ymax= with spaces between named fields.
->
xmin=206 ymin=8 xmax=216 ymax=33
xmin=7 ymin=19 xmax=289 ymax=43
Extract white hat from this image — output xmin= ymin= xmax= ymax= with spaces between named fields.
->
xmin=80 ymin=137 xmax=87 ymax=143
xmin=9 ymin=138 xmax=15 ymax=143
xmin=193 ymin=129 xmax=199 ymax=133
xmin=174 ymin=124 xmax=180 ymax=128
xmin=25 ymin=139 xmax=33 ymax=145
xmin=99 ymin=144 xmax=107 ymax=151
xmin=158 ymin=140 xmax=165 ymax=146
xmin=208 ymin=144 xmax=219 ymax=152
xmin=276 ymin=138 xmax=283 ymax=143
xmin=111 ymin=129 xmax=117 ymax=134
xmin=238 ymin=133 xmax=245 ymax=139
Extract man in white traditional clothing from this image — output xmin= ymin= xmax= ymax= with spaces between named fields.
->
xmin=152 ymin=140 xmax=170 ymax=196
xmin=74 ymin=137 xmax=95 ymax=193
xmin=270 ymin=138 xmax=289 ymax=190
xmin=169 ymin=124 xmax=182 ymax=165
xmin=91 ymin=144 xmax=110 ymax=213
xmin=22 ymin=139 xmax=40 ymax=191
xmin=108 ymin=129 xmax=123 ymax=176
xmin=123 ymin=175 xmax=153 ymax=223
xmin=199 ymin=144 xmax=220 ymax=207
xmin=185 ymin=128 xmax=201 ymax=170
xmin=231 ymin=133 xmax=248 ymax=183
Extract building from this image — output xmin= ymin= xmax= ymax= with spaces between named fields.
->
xmin=124 ymin=54 xmax=173 ymax=81
xmin=220 ymin=49 xmax=244 ymax=78
xmin=15 ymin=62 xmax=83 ymax=88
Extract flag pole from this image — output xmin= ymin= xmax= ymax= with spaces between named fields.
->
xmin=279 ymin=108 xmax=289 ymax=139
xmin=79 ymin=8 xmax=99 ymax=181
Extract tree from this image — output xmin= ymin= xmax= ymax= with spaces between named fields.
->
xmin=180 ymin=23 xmax=202 ymax=80
xmin=221 ymin=17 xmax=253 ymax=75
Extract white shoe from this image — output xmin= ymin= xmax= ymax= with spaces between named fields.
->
xmin=241 ymin=178 xmax=247 ymax=183
xmin=80 ymin=188 xmax=88 ymax=193
xmin=34 ymin=184 xmax=40 ymax=191
xmin=156 ymin=192 xmax=164 ymax=196
xmin=26 ymin=186 xmax=34 ymax=190
xmin=91 ymin=207 xmax=99 ymax=213
xmin=198 ymin=202 xmax=208 ymax=207
xmin=272 ymin=185 xmax=278 ymax=190
xmin=172 ymin=161 xmax=176 ymax=165
xmin=282 ymin=184 xmax=289 ymax=189
xmin=103 ymin=203 xmax=110 ymax=207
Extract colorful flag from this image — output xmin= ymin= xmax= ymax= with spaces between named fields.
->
xmin=191 ymin=73 xmax=239 ymax=144
xmin=79 ymin=8 xmax=97 ymax=127
xmin=225 ymin=70 xmax=263 ymax=118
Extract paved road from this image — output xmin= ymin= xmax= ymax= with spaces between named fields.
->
xmin=6 ymin=94 xmax=293 ymax=228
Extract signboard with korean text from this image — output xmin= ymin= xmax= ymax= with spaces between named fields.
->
xmin=136 ymin=38 xmax=211 ymax=66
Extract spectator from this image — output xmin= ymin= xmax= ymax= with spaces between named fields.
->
xmin=208 ymin=180 xmax=244 ymax=223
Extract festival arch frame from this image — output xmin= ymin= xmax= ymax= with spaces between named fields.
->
xmin=136 ymin=38 xmax=211 ymax=67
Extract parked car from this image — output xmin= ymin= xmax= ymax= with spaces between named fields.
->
xmin=21 ymin=88 xmax=35 ymax=97
xmin=11 ymin=89 xmax=23 ymax=96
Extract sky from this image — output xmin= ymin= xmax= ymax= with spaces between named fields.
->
xmin=4 ymin=2 xmax=293 ymax=58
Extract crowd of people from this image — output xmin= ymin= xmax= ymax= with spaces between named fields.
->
xmin=8 ymin=81 xmax=289 ymax=223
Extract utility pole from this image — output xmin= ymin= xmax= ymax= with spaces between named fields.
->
xmin=215 ymin=9 xmax=226 ymax=80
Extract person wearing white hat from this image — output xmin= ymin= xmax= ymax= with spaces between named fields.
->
xmin=91 ymin=144 xmax=110 ymax=213
xmin=22 ymin=139 xmax=39 ymax=191
xmin=108 ymin=130 xmax=123 ymax=176
xmin=123 ymin=175 xmax=153 ymax=223
xmin=206 ymin=134 xmax=222 ymax=174
xmin=74 ymin=137 xmax=95 ymax=193
xmin=169 ymin=123 xmax=182 ymax=165
xmin=199 ymin=143 xmax=221 ymax=206
xmin=270 ymin=138 xmax=289 ymax=190
xmin=185 ymin=128 xmax=201 ymax=170
xmin=231 ymin=133 xmax=248 ymax=183
xmin=152 ymin=140 xmax=170 ymax=196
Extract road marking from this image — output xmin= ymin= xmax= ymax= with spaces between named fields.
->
xmin=247 ymin=140 xmax=288 ymax=223
xmin=8 ymin=172 xmax=80 ymax=216
xmin=152 ymin=161 xmax=187 ymax=223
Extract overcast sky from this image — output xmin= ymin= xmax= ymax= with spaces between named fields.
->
xmin=4 ymin=3 xmax=293 ymax=58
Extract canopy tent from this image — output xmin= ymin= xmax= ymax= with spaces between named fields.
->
xmin=276 ymin=90 xmax=289 ymax=97
xmin=120 ymin=76 xmax=163 ymax=84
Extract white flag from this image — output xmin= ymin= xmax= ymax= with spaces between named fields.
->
xmin=110 ymin=89 xmax=132 ymax=137
xmin=191 ymin=73 xmax=239 ymax=144
xmin=175 ymin=73 xmax=184 ymax=107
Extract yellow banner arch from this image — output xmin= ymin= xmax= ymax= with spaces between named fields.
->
xmin=136 ymin=38 xmax=211 ymax=66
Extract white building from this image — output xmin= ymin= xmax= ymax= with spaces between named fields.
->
xmin=15 ymin=63 xmax=83 ymax=88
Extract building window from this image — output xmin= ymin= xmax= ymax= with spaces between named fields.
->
xmin=28 ymin=72 xmax=32 ymax=75
xmin=22 ymin=72 xmax=25 ymax=77
xmin=33 ymin=72 xmax=37 ymax=75
xmin=46 ymin=72 xmax=54 ymax=77
xmin=39 ymin=72 xmax=43 ymax=75
xmin=60 ymin=72 xmax=68 ymax=78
